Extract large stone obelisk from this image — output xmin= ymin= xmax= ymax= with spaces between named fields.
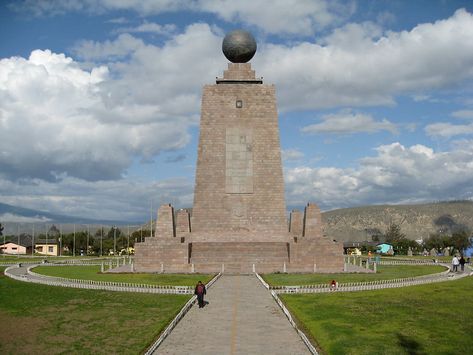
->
xmin=191 ymin=34 xmax=287 ymax=238
xmin=134 ymin=30 xmax=344 ymax=273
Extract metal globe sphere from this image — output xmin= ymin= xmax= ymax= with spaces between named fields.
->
xmin=222 ymin=30 xmax=257 ymax=63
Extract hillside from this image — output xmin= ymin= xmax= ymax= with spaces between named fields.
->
xmin=321 ymin=201 xmax=473 ymax=242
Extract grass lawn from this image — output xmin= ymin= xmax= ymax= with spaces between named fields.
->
xmin=281 ymin=276 xmax=473 ymax=354
xmin=33 ymin=265 xmax=214 ymax=286
xmin=0 ymin=267 xmax=190 ymax=355
xmin=263 ymin=264 xmax=447 ymax=286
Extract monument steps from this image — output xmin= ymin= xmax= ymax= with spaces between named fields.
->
xmin=189 ymin=241 xmax=290 ymax=264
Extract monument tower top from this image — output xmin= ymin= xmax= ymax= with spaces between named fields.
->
xmin=222 ymin=30 xmax=257 ymax=63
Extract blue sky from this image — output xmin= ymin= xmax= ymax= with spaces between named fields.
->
xmin=1 ymin=0 xmax=473 ymax=222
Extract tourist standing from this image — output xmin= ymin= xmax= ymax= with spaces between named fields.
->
xmin=195 ymin=281 xmax=207 ymax=308
xmin=330 ymin=279 xmax=337 ymax=291
xmin=459 ymin=256 xmax=466 ymax=272
xmin=452 ymin=255 xmax=460 ymax=272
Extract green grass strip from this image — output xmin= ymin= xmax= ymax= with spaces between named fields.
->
xmin=263 ymin=265 xmax=446 ymax=286
xmin=33 ymin=265 xmax=214 ymax=286
xmin=281 ymin=276 xmax=473 ymax=354
xmin=0 ymin=267 xmax=190 ymax=354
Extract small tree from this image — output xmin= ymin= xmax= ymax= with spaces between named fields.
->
xmin=384 ymin=223 xmax=419 ymax=255
xmin=450 ymin=230 xmax=472 ymax=254
xmin=384 ymin=223 xmax=405 ymax=243
xmin=131 ymin=229 xmax=151 ymax=242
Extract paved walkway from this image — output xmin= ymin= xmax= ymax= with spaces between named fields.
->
xmin=155 ymin=275 xmax=309 ymax=355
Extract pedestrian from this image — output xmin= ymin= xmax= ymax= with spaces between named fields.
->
xmin=459 ymin=255 xmax=466 ymax=272
xmin=330 ymin=279 xmax=337 ymax=291
xmin=452 ymin=255 xmax=460 ymax=272
xmin=195 ymin=280 xmax=207 ymax=308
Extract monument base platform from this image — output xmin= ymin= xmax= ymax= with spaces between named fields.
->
xmin=133 ymin=236 xmax=344 ymax=274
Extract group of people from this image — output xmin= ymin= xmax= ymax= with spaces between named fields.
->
xmin=451 ymin=255 xmax=467 ymax=272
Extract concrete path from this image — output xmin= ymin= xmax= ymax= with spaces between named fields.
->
xmin=155 ymin=275 xmax=310 ymax=355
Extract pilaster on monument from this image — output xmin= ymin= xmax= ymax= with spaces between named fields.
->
xmin=155 ymin=204 xmax=175 ymax=238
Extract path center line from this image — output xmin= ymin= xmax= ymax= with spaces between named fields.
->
xmin=230 ymin=275 xmax=240 ymax=354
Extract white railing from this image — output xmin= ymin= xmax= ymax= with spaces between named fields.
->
xmin=254 ymin=272 xmax=318 ymax=354
xmin=24 ymin=265 xmax=193 ymax=294
xmin=270 ymin=289 xmax=318 ymax=354
xmin=0 ymin=258 xmax=114 ymax=267
xmin=144 ymin=272 xmax=222 ymax=355
xmin=255 ymin=272 xmax=270 ymax=289
xmin=270 ymin=267 xmax=462 ymax=294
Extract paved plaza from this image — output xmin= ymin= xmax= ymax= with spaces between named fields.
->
xmin=155 ymin=275 xmax=310 ymax=355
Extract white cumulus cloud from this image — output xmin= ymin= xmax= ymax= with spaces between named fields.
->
xmin=285 ymin=142 xmax=473 ymax=209
xmin=0 ymin=47 xmax=193 ymax=182
xmin=282 ymin=149 xmax=305 ymax=161
xmin=11 ymin=0 xmax=354 ymax=35
xmin=255 ymin=9 xmax=473 ymax=110
xmin=0 ymin=175 xmax=194 ymax=221
xmin=301 ymin=110 xmax=397 ymax=135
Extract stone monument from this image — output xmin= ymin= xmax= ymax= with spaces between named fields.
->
xmin=134 ymin=30 xmax=343 ymax=273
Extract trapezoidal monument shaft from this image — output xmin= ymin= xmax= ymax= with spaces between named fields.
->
xmin=191 ymin=62 xmax=287 ymax=236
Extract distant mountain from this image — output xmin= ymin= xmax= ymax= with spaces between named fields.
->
xmin=0 ymin=202 xmax=136 ymax=228
xmin=321 ymin=200 xmax=473 ymax=242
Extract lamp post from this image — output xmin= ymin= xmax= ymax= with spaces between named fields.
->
xmin=127 ymin=225 xmax=130 ymax=255
xmin=73 ymin=224 xmax=76 ymax=257
xmin=86 ymin=225 xmax=90 ymax=256
xmin=150 ymin=200 xmax=153 ymax=238
xmin=17 ymin=224 xmax=20 ymax=259
xmin=100 ymin=225 xmax=103 ymax=257
xmin=59 ymin=224 xmax=62 ymax=257
xmin=112 ymin=226 xmax=117 ymax=256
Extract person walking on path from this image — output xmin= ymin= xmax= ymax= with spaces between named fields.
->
xmin=459 ymin=256 xmax=466 ymax=272
xmin=330 ymin=279 xmax=337 ymax=291
xmin=195 ymin=280 xmax=207 ymax=308
xmin=452 ymin=255 xmax=460 ymax=272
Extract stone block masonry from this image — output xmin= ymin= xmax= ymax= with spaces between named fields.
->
xmin=192 ymin=63 xmax=287 ymax=235
xmin=134 ymin=60 xmax=344 ymax=273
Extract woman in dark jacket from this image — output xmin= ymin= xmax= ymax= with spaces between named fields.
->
xmin=195 ymin=281 xmax=207 ymax=308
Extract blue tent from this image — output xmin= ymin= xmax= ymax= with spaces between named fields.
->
xmin=377 ymin=243 xmax=393 ymax=254
xmin=463 ymin=237 xmax=473 ymax=257
xmin=464 ymin=246 xmax=473 ymax=257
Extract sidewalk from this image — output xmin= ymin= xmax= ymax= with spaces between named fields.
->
xmin=155 ymin=275 xmax=309 ymax=355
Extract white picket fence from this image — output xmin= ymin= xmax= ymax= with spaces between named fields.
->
xmin=269 ymin=267 xmax=454 ymax=294
xmin=0 ymin=258 xmax=115 ymax=267
xmin=4 ymin=265 xmax=193 ymax=294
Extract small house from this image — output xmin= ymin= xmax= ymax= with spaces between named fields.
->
xmin=35 ymin=239 xmax=59 ymax=256
xmin=0 ymin=235 xmax=33 ymax=255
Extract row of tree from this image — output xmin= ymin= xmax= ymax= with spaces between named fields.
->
xmin=1 ymin=225 xmax=152 ymax=256
xmin=370 ymin=223 xmax=472 ymax=255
